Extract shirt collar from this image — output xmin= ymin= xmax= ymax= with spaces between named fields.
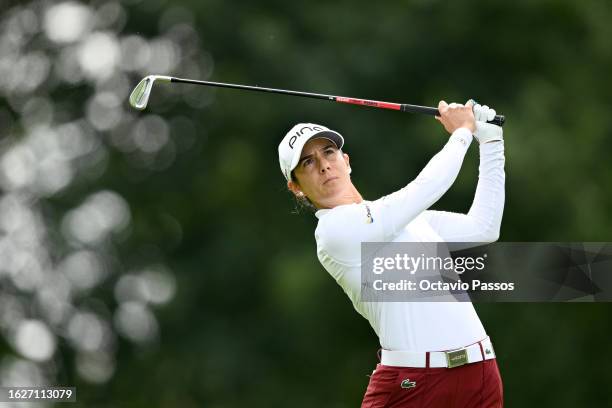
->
xmin=315 ymin=209 xmax=330 ymax=219
xmin=314 ymin=199 xmax=368 ymax=219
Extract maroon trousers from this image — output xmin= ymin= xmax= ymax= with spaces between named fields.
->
xmin=361 ymin=359 xmax=503 ymax=408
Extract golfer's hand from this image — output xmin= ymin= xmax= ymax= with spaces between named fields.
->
xmin=470 ymin=101 xmax=503 ymax=144
xmin=435 ymin=100 xmax=476 ymax=134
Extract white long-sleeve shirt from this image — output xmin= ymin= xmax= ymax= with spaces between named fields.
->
xmin=314 ymin=127 xmax=505 ymax=351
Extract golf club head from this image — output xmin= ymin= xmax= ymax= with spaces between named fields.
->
xmin=129 ymin=75 xmax=171 ymax=110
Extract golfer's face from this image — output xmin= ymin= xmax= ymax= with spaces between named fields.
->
xmin=293 ymin=137 xmax=351 ymax=208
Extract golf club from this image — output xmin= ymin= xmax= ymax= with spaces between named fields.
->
xmin=129 ymin=75 xmax=506 ymax=126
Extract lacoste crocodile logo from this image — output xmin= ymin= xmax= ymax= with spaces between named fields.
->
xmin=401 ymin=379 xmax=416 ymax=389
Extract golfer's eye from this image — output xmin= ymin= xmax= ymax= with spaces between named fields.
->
xmin=302 ymin=158 xmax=314 ymax=167
xmin=325 ymin=148 xmax=335 ymax=155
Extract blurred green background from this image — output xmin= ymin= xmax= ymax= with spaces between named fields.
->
xmin=0 ymin=0 xmax=611 ymax=406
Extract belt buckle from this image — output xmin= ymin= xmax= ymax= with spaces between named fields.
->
xmin=445 ymin=349 xmax=469 ymax=368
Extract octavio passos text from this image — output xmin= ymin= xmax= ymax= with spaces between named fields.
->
xmin=370 ymin=253 xmax=515 ymax=291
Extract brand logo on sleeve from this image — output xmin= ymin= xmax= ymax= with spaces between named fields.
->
xmin=365 ymin=204 xmax=374 ymax=224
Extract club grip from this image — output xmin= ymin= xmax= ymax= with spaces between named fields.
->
xmin=489 ymin=115 xmax=505 ymax=127
xmin=400 ymin=103 xmax=506 ymax=127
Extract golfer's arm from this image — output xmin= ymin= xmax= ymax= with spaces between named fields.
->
xmin=423 ymin=140 xmax=505 ymax=249
xmin=378 ymin=128 xmax=473 ymax=240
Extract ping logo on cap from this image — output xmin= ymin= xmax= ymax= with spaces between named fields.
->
xmin=288 ymin=125 xmax=325 ymax=149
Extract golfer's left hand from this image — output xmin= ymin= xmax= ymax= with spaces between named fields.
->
xmin=470 ymin=100 xmax=503 ymax=144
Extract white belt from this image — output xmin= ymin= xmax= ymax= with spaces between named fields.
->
xmin=380 ymin=337 xmax=496 ymax=368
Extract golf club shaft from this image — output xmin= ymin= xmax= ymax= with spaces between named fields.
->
xmin=170 ymin=77 xmax=506 ymax=127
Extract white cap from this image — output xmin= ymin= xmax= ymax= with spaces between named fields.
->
xmin=278 ymin=123 xmax=344 ymax=181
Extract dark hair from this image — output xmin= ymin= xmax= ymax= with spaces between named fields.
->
xmin=289 ymin=170 xmax=317 ymax=214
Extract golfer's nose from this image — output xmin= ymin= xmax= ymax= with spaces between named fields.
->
xmin=319 ymin=157 xmax=331 ymax=173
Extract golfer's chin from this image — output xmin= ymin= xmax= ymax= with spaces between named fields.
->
xmin=314 ymin=184 xmax=355 ymax=209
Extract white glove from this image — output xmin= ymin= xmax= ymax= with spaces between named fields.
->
xmin=467 ymin=100 xmax=503 ymax=144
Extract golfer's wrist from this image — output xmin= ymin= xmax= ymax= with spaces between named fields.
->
xmin=449 ymin=127 xmax=473 ymax=148
xmin=462 ymin=121 xmax=476 ymax=134
xmin=474 ymin=122 xmax=504 ymax=144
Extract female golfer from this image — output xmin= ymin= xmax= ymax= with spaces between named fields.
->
xmin=278 ymin=100 xmax=505 ymax=407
